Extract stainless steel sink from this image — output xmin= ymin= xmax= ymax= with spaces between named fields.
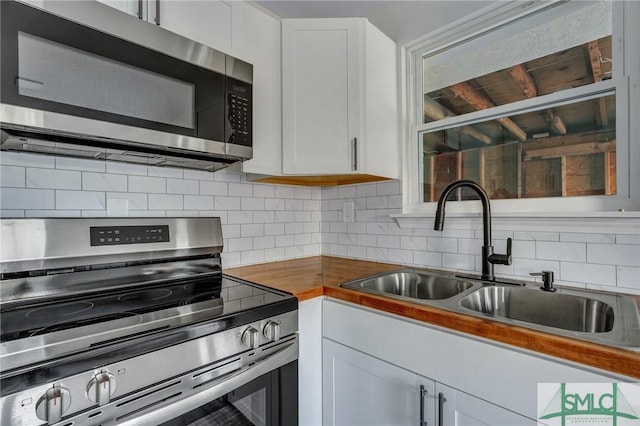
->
xmin=340 ymin=269 xmax=477 ymax=301
xmin=459 ymin=286 xmax=614 ymax=333
xmin=340 ymin=268 xmax=640 ymax=350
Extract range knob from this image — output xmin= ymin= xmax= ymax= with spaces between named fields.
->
xmin=86 ymin=371 xmax=117 ymax=406
xmin=263 ymin=320 xmax=281 ymax=342
xmin=241 ymin=326 xmax=260 ymax=349
xmin=35 ymin=385 xmax=71 ymax=424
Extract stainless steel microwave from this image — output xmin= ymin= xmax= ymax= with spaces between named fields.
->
xmin=0 ymin=0 xmax=252 ymax=171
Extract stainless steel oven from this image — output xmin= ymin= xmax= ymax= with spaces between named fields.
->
xmin=0 ymin=218 xmax=298 ymax=426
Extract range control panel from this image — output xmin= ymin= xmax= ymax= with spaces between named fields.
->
xmin=90 ymin=225 xmax=170 ymax=246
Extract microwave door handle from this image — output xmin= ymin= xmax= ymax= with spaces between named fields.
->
xmin=137 ymin=0 xmax=143 ymax=19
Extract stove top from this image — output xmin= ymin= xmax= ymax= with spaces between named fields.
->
xmin=0 ymin=273 xmax=295 ymax=375
xmin=1 ymin=276 xmax=223 ymax=342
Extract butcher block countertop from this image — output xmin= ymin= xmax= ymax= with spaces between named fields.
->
xmin=225 ymin=256 xmax=640 ymax=379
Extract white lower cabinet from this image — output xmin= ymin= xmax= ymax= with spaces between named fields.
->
xmin=320 ymin=298 xmax=627 ymax=425
xmin=436 ymin=383 xmax=534 ymax=426
xmin=322 ymin=338 xmax=532 ymax=426
xmin=323 ymin=338 xmax=435 ymax=426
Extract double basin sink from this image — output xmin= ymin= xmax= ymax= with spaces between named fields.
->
xmin=340 ymin=269 xmax=640 ymax=349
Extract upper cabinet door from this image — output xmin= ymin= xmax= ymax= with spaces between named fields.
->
xmin=150 ymin=0 xmax=234 ymax=53
xmin=98 ymin=0 xmax=237 ymax=54
xmin=282 ymin=19 xmax=363 ymax=175
xmin=96 ymin=0 xmax=145 ymax=19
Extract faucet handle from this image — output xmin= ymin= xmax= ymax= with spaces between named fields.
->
xmin=488 ymin=237 xmax=512 ymax=266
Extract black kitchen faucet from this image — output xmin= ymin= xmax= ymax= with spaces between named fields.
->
xmin=434 ymin=180 xmax=512 ymax=281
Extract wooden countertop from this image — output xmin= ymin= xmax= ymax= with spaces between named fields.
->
xmin=225 ymin=256 xmax=640 ymax=379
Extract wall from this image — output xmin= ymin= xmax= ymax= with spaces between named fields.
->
xmin=1 ymin=152 xmax=638 ymax=294
xmin=321 ymin=180 xmax=640 ymax=295
xmin=0 ymin=152 xmax=321 ymax=268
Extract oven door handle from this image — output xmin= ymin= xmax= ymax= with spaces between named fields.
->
xmin=116 ymin=337 xmax=298 ymax=426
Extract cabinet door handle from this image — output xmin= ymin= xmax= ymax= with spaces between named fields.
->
xmin=154 ymin=0 xmax=160 ymax=25
xmin=419 ymin=385 xmax=428 ymax=426
xmin=137 ymin=0 xmax=143 ymax=19
xmin=352 ymin=137 xmax=358 ymax=171
xmin=438 ymin=392 xmax=447 ymax=426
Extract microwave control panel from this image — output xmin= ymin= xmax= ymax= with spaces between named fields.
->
xmin=226 ymin=77 xmax=252 ymax=147
xmin=229 ymin=94 xmax=249 ymax=135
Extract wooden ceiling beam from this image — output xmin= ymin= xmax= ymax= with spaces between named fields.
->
xmin=595 ymin=97 xmax=609 ymax=127
xmin=509 ymin=64 xmax=567 ymax=135
xmin=524 ymin=140 xmax=615 ymax=160
xmin=509 ymin=65 xmax=537 ymax=98
xmin=588 ymin=40 xmax=609 ymax=127
xmin=546 ymin=109 xmax=567 ymax=135
xmin=588 ymin=41 xmax=603 ymax=82
xmin=423 ymin=96 xmax=492 ymax=145
xmin=525 ymin=129 xmax=614 ymax=151
xmin=449 ymin=82 xmax=527 ymax=142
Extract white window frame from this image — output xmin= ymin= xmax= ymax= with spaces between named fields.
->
xmin=399 ymin=0 xmax=640 ymax=226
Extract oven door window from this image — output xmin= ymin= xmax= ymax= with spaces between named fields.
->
xmin=162 ymin=385 xmax=268 ymax=426
xmin=158 ymin=361 xmax=297 ymax=426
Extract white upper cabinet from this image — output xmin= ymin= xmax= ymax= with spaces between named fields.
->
xmin=96 ymin=0 xmax=142 ymax=18
xmin=236 ymin=3 xmax=283 ymax=177
xmin=281 ymin=18 xmax=398 ymax=178
xmin=282 ymin=19 xmax=360 ymax=175
xmin=96 ymin=0 xmax=240 ymax=54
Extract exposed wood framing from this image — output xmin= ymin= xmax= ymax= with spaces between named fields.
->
xmin=524 ymin=140 xmax=615 ymax=160
xmin=449 ymin=82 xmax=527 ymax=141
xmin=588 ymin=41 xmax=604 ymax=82
xmin=524 ymin=130 xmax=614 ymax=150
xmin=588 ymin=40 xmax=609 ymax=127
xmin=566 ymin=155 xmax=608 ymax=196
xmin=509 ymin=65 xmax=537 ymax=98
xmin=509 ymin=64 xmax=567 ymax=135
xmin=595 ymin=98 xmax=609 ymax=127
xmin=560 ymin=156 xmax=567 ymax=196
xmin=517 ymin=143 xmax=522 ymax=198
xmin=423 ymin=97 xmax=492 ymax=145
xmin=546 ymin=109 xmax=567 ymax=135
xmin=479 ymin=149 xmax=486 ymax=188
xmin=604 ymin=151 xmax=612 ymax=195
xmin=428 ymin=155 xmax=435 ymax=202
xmin=604 ymin=151 xmax=616 ymax=195
xmin=423 ymin=131 xmax=448 ymax=151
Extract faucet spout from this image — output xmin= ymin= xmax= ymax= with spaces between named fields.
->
xmin=433 ymin=180 xmax=511 ymax=281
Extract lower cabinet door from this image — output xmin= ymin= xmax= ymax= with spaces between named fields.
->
xmin=435 ymin=383 xmax=536 ymax=426
xmin=323 ymin=338 xmax=435 ymax=426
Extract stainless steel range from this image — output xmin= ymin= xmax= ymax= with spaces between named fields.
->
xmin=0 ymin=218 xmax=298 ymax=426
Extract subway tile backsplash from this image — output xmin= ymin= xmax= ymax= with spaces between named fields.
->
xmin=0 ymin=153 xmax=321 ymax=269
xmin=321 ymin=180 xmax=640 ymax=295
xmin=1 ymin=153 xmax=638 ymax=294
